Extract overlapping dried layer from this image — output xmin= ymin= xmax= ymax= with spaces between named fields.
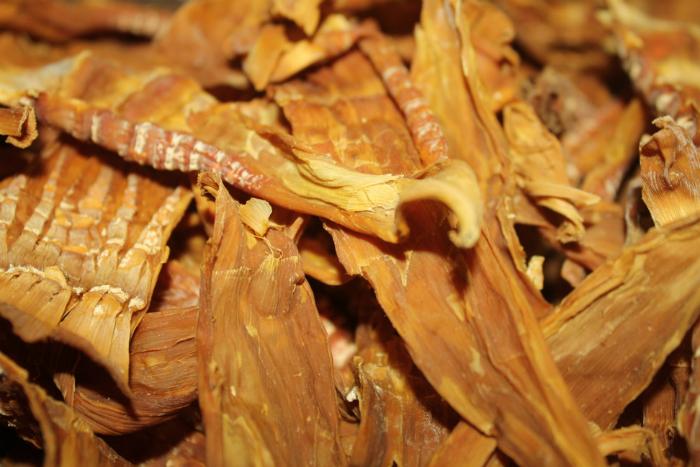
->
xmin=0 ymin=351 xmax=129 ymax=466
xmin=0 ymin=105 xmax=36 ymax=148
xmin=273 ymin=5 xmax=607 ymax=464
xmin=0 ymin=50 xmax=483 ymax=248
xmin=1 ymin=0 xmax=700 ymax=466
xmin=198 ymin=176 xmax=344 ymax=466
xmin=0 ymin=139 xmax=190 ymax=394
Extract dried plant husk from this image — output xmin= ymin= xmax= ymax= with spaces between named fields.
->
xmin=151 ymin=0 xmax=269 ymax=87
xmin=348 ymin=297 xmax=457 ymax=467
xmin=0 ymin=31 xmax=183 ymax=95
xmin=330 ymin=214 xmax=603 ymax=466
xmin=357 ymin=35 xmax=451 ymax=166
xmin=594 ymin=426 xmax=665 ymax=464
xmin=503 ymin=100 xmax=600 ymax=244
xmin=638 ymin=346 xmax=689 ymax=461
xmin=640 ymin=114 xmax=700 ymax=225
xmin=427 ymin=422 xmax=497 ymax=467
xmin=197 ymin=174 xmax=345 ymax=466
xmin=0 ymin=351 xmax=129 ymax=466
xmin=526 ymin=67 xmax=602 ymax=143
xmin=526 ymin=68 xmax=646 ymax=199
xmin=579 ymin=99 xmax=646 ymax=200
xmin=521 ymin=67 xmax=643 ymax=203
xmin=513 ymin=196 xmax=626 ymax=274
xmin=349 ymin=342 xmax=455 ymax=467
xmin=0 ymin=32 xmax=69 ymax=69
xmin=410 ymin=0 xmax=496 ymax=182
xmin=609 ymin=0 xmax=700 ymax=226
xmin=269 ymin=51 xmax=424 ymax=174
xmin=2 ymin=0 xmax=699 ymax=464
xmin=0 ymin=0 xmax=170 ymax=42
xmin=463 ymin=0 xmax=520 ymax=111
xmin=606 ymin=12 xmax=700 ymax=455
xmin=273 ymin=0 xmax=323 ymax=35
xmin=493 ymin=0 xmax=614 ymax=72
xmin=272 ymin=1 xmax=604 ymax=464
xmin=0 ymin=105 xmax=37 ymax=149
xmin=608 ymin=0 xmax=700 ymax=119
xmin=3 ymin=52 xmax=482 ymax=248
xmin=501 ymin=96 xmax=631 ymax=278
xmin=627 ymin=0 xmax=700 ymax=23
xmin=542 ymin=213 xmax=700 ymax=429
xmin=245 ymin=16 xmax=373 ymax=91
xmin=60 ymin=261 xmax=198 ymax=435
xmin=153 ymin=0 xmax=361 ymax=90
xmin=0 ymin=139 xmax=190 ymax=394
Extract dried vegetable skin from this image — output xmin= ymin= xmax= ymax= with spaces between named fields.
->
xmin=524 ymin=67 xmax=641 ymax=196
xmin=0 ymin=351 xmax=128 ymax=467
xmin=253 ymin=16 xmax=374 ymax=91
xmin=260 ymin=14 xmax=376 ymax=89
xmin=608 ymin=0 xmax=700 ymax=226
xmin=244 ymin=15 xmax=374 ymax=90
xmin=512 ymin=194 xmax=626 ymax=274
xmin=198 ymin=176 xmax=344 ymax=466
xmin=0 ymin=37 xmax=170 ymax=105
xmin=269 ymin=50 xmax=424 ymax=174
xmin=526 ymin=67 xmax=600 ymax=143
xmin=275 ymin=4 xmax=603 ymax=464
xmin=463 ymin=0 xmax=520 ymax=111
xmin=594 ymin=426 xmax=665 ymax=465
xmin=629 ymin=0 xmax=700 ymax=23
xmin=503 ymin=100 xmax=600 ymax=243
xmin=62 ymin=261 xmax=198 ymax=435
xmin=28 ymin=54 xmax=481 ymax=248
xmin=427 ymin=422 xmax=497 ymax=467
xmin=504 ymin=74 xmax=632 ymax=276
xmin=0 ymin=139 xmax=191 ymax=393
xmin=542 ymin=214 xmax=700 ymax=429
xmin=348 ymin=301 xmax=456 ymax=467
xmin=639 ymin=115 xmax=700 ymax=226
xmin=639 ymin=347 xmax=689 ymax=461
xmin=0 ymin=32 xmax=69 ymax=68
xmin=358 ymin=36 xmax=450 ymax=166
xmin=152 ymin=0 xmax=270 ymax=87
xmin=493 ymin=0 xmax=614 ymax=72
xmin=331 ymin=218 xmax=603 ymax=466
xmin=154 ymin=0 xmax=364 ymax=90
xmin=0 ymin=105 xmax=37 ymax=148
xmin=0 ymin=0 xmax=170 ymax=41
xmin=606 ymin=8 xmax=700 ymax=447
xmin=4 ymin=0 xmax=700 ymax=464
xmin=272 ymin=0 xmax=323 ymax=35
xmin=608 ymin=0 xmax=700 ymax=119
xmin=410 ymin=0 xmax=495 ymax=182
xmin=579 ymin=99 xmax=646 ymax=201
xmin=508 ymin=2 xmax=693 ymax=436
xmin=349 ymin=341 xmax=454 ymax=467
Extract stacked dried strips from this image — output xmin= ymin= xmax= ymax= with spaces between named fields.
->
xmin=1 ymin=0 xmax=700 ymax=465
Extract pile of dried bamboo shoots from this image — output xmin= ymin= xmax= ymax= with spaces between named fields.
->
xmin=1 ymin=0 xmax=700 ymax=465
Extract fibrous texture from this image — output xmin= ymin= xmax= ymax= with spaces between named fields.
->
xmin=1 ymin=0 xmax=699 ymax=466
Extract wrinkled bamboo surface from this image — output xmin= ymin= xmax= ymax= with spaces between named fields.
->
xmin=1 ymin=0 xmax=700 ymax=466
